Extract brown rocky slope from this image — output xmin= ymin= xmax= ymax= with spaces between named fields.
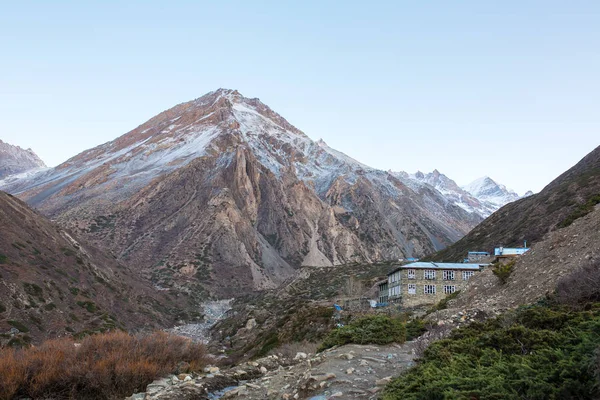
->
xmin=0 ymin=191 xmax=190 ymax=345
xmin=446 ymin=203 xmax=600 ymax=314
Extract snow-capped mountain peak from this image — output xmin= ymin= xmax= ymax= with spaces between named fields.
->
xmin=462 ymin=176 xmax=521 ymax=208
xmin=0 ymin=139 xmax=46 ymax=180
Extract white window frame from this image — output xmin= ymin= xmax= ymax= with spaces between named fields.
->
xmin=443 ymin=270 xmax=455 ymax=280
xmin=424 ymin=285 xmax=436 ymax=295
xmin=444 ymin=285 xmax=456 ymax=294
xmin=424 ymin=270 xmax=436 ymax=280
xmin=462 ymin=271 xmax=475 ymax=281
xmin=408 ymin=284 xmax=416 ymax=294
xmin=407 ymin=269 xmax=416 ymax=280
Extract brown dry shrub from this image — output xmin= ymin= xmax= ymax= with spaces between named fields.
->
xmin=556 ymin=258 xmax=600 ymax=306
xmin=0 ymin=348 xmax=27 ymax=399
xmin=0 ymin=331 xmax=208 ymax=400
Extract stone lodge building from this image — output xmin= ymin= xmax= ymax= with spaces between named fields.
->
xmin=380 ymin=262 xmax=487 ymax=309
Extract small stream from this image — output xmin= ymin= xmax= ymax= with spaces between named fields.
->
xmin=207 ymin=385 xmax=239 ymax=399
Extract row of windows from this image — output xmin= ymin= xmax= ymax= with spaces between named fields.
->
xmin=406 ymin=284 xmax=456 ymax=295
xmin=389 ymin=271 xmax=401 ymax=283
xmin=403 ymin=269 xmax=475 ymax=281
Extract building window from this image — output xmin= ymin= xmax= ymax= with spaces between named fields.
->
xmin=408 ymin=284 xmax=416 ymax=294
xmin=424 ymin=270 xmax=436 ymax=280
xmin=424 ymin=285 xmax=436 ymax=295
xmin=407 ymin=269 xmax=416 ymax=279
xmin=444 ymin=285 xmax=456 ymax=294
xmin=463 ymin=271 xmax=475 ymax=280
xmin=443 ymin=270 xmax=455 ymax=280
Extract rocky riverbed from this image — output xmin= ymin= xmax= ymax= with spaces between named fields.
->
xmin=168 ymin=300 xmax=233 ymax=343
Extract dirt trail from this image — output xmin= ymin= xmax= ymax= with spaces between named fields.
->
xmin=129 ymin=341 xmax=416 ymax=400
xmin=213 ymin=341 xmax=416 ymax=399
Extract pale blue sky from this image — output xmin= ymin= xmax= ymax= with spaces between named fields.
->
xmin=1 ymin=1 xmax=598 ymax=194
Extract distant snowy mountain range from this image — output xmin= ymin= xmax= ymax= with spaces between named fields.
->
xmin=393 ymin=170 xmax=532 ymax=218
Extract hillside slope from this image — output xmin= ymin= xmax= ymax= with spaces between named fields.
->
xmin=0 ymin=191 xmax=186 ymax=345
xmin=431 ymin=145 xmax=600 ymax=261
xmin=449 ymin=203 xmax=599 ymax=313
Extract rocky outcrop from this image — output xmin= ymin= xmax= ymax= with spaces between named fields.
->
xmin=0 ymin=139 xmax=46 ymax=179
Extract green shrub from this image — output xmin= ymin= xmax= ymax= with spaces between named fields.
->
xmin=8 ymin=320 xmax=30 ymax=333
xmin=382 ymin=303 xmax=600 ymax=400
xmin=23 ymin=282 xmax=44 ymax=302
xmin=428 ymin=290 xmax=461 ymax=313
xmin=76 ymin=301 xmax=97 ymax=313
xmin=69 ymin=287 xmax=80 ymax=295
xmin=257 ymin=333 xmax=280 ymax=357
xmin=0 ymin=254 xmax=8 ymax=264
xmin=492 ymin=260 xmax=516 ymax=284
xmin=0 ymin=302 xmax=6 ymax=313
xmin=318 ymin=315 xmax=406 ymax=352
xmin=406 ymin=319 xmax=427 ymax=341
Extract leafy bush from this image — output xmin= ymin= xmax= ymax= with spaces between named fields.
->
xmin=382 ymin=303 xmax=600 ymax=400
xmin=492 ymin=260 xmax=516 ymax=284
xmin=0 ymin=302 xmax=6 ymax=313
xmin=405 ymin=319 xmax=427 ymax=341
xmin=318 ymin=315 xmax=406 ymax=352
xmin=0 ymin=331 xmax=207 ymax=400
xmin=0 ymin=254 xmax=8 ymax=264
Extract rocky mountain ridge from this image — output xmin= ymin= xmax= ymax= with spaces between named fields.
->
xmin=0 ymin=139 xmax=46 ymax=180
xmin=1 ymin=89 xmax=489 ymax=298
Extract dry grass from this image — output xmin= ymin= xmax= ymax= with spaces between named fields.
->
xmin=0 ymin=331 xmax=208 ymax=400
